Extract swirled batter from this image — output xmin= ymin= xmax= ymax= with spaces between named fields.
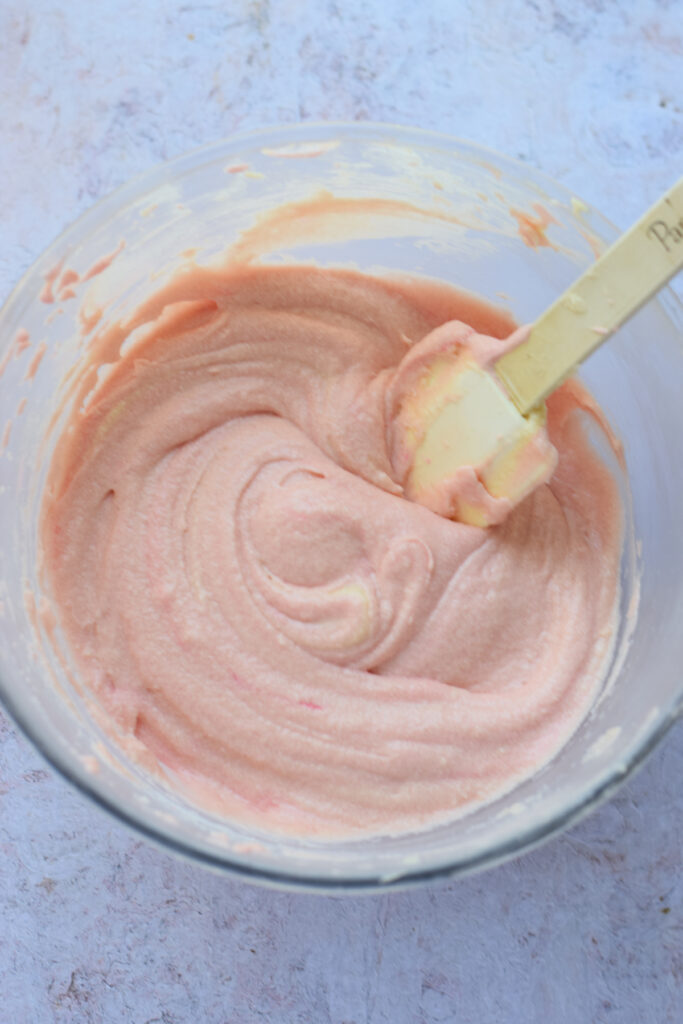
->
xmin=40 ymin=263 xmax=622 ymax=837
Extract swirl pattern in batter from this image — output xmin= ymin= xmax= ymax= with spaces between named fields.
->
xmin=40 ymin=263 xmax=622 ymax=837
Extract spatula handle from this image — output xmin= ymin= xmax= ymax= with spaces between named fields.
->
xmin=495 ymin=177 xmax=683 ymax=416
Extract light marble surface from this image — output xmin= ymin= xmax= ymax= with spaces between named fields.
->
xmin=1 ymin=1 xmax=682 ymax=1021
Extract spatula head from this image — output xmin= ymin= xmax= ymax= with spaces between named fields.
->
xmin=391 ymin=348 xmax=557 ymax=527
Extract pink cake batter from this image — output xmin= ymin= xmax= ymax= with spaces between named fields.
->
xmin=40 ymin=263 xmax=622 ymax=837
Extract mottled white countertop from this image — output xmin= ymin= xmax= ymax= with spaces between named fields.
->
xmin=1 ymin=1 xmax=682 ymax=1021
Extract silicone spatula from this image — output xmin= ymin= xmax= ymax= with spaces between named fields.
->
xmin=396 ymin=177 xmax=683 ymax=526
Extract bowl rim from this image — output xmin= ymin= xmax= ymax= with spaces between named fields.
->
xmin=1 ymin=120 xmax=682 ymax=893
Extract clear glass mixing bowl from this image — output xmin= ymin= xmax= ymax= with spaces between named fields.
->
xmin=0 ymin=123 xmax=681 ymax=891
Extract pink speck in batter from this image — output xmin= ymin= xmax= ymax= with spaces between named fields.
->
xmin=14 ymin=328 xmax=31 ymax=354
xmin=40 ymin=261 xmax=63 ymax=304
xmin=57 ymin=268 xmax=80 ymax=301
xmin=510 ymin=203 xmax=558 ymax=248
xmin=0 ymin=328 xmax=31 ymax=379
xmin=25 ymin=341 xmax=47 ymax=381
xmin=82 ymin=240 xmax=125 ymax=282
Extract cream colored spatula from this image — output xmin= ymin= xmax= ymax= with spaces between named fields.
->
xmin=395 ymin=177 xmax=683 ymax=526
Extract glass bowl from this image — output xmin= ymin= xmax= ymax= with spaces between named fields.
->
xmin=1 ymin=123 xmax=682 ymax=892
